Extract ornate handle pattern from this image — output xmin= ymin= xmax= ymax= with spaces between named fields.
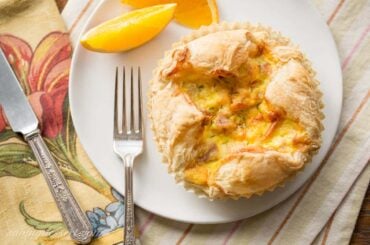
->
xmin=124 ymin=154 xmax=136 ymax=245
xmin=25 ymin=130 xmax=93 ymax=244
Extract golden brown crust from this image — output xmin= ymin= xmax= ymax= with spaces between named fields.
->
xmin=150 ymin=81 xmax=205 ymax=172
xmin=148 ymin=22 xmax=324 ymax=199
xmin=266 ymin=59 xmax=323 ymax=147
xmin=214 ymin=151 xmax=305 ymax=198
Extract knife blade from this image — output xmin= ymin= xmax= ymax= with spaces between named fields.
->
xmin=0 ymin=49 xmax=93 ymax=244
xmin=0 ymin=50 xmax=38 ymax=135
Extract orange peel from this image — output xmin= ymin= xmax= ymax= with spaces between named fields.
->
xmin=80 ymin=3 xmax=176 ymax=52
xmin=122 ymin=0 xmax=219 ymax=28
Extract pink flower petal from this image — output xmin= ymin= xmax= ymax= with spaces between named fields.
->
xmin=28 ymin=92 xmax=45 ymax=126
xmin=28 ymin=32 xmax=72 ymax=92
xmin=0 ymin=107 xmax=7 ymax=132
xmin=39 ymin=93 xmax=60 ymax=138
xmin=44 ymin=59 xmax=71 ymax=93
xmin=0 ymin=34 xmax=32 ymax=90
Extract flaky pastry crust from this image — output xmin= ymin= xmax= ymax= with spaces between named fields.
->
xmin=149 ymin=22 xmax=324 ymax=199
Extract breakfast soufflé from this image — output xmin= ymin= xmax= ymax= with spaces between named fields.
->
xmin=149 ymin=23 xmax=324 ymax=199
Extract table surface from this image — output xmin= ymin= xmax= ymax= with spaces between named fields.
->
xmin=351 ymin=180 xmax=370 ymax=244
xmin=54 ymin=1 xmax=369 ymax=244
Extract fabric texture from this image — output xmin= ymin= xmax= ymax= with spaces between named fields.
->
xmin=0 ymin=0 xmax=368 ymax=244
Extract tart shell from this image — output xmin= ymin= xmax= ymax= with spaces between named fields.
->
xmin=148 ymin=22 xmax=324 ymax=200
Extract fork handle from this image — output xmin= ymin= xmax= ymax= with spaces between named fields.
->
xmin=25 ymin=130 xmax=93 ymax=244
xmin=123 ymin=155 xmax=136 ymax=245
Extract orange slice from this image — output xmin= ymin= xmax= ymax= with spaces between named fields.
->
xmin=122 ymin=0 xmax=219 ymax=29
xmin=80 ymin=3 xmax=176 ymax=52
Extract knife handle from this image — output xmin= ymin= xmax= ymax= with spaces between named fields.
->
xmin=25 ymin=130 xmax=93 ymax=244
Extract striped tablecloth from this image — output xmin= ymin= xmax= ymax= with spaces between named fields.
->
xmin=62 ymin=1 xmax=369 ymax=244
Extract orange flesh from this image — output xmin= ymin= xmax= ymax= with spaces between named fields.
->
xmin=80 ymin=4 xmax=176 ymax=52
xmin=122 ymin=0 xmax=219 ymax=28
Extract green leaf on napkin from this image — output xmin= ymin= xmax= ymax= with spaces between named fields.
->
xmin=43 ymin=138 xmax=70 ymax=166
xmin=0 ymin=162 xmax=40 ymax=178
xmin=0 ymin=129 xmax=19 ymax=142
xmin=0 ymin=143 xmax=40 ymax=178
xmin=19 ymin=201 xmax=65 ymax=235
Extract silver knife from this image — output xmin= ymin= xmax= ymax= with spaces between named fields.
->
xmin=0 ymin=49 xmax=93 ymax=244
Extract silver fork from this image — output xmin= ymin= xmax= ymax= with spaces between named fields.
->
xmin=113 ymin=66 xmax=143 ymax=245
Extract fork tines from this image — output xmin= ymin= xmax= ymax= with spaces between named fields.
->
xmin=114 ymin=66 xmax=142 ymax=138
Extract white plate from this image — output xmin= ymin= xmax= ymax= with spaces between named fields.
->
xmin=69 ymin=0 xmax=342 ymax=224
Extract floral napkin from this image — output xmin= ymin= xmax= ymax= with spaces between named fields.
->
xmin=0 ymin=0 xmax=124 ymax=244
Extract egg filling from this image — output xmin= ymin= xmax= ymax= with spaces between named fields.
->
xmin=178 ymin=54 xmax=310 ymax=186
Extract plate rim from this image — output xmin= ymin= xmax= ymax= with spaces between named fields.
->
xmin=69 ymin=0 xmax=343 ymax=224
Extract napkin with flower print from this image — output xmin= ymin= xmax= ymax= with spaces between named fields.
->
xmin=0 ymin=1 xmax=125 ymax=244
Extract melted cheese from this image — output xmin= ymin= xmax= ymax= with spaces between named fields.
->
xmin=182 ymin=54 xmax=310 ymax=185
xmin=184 ymin=160 xmax=221 ymax=186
